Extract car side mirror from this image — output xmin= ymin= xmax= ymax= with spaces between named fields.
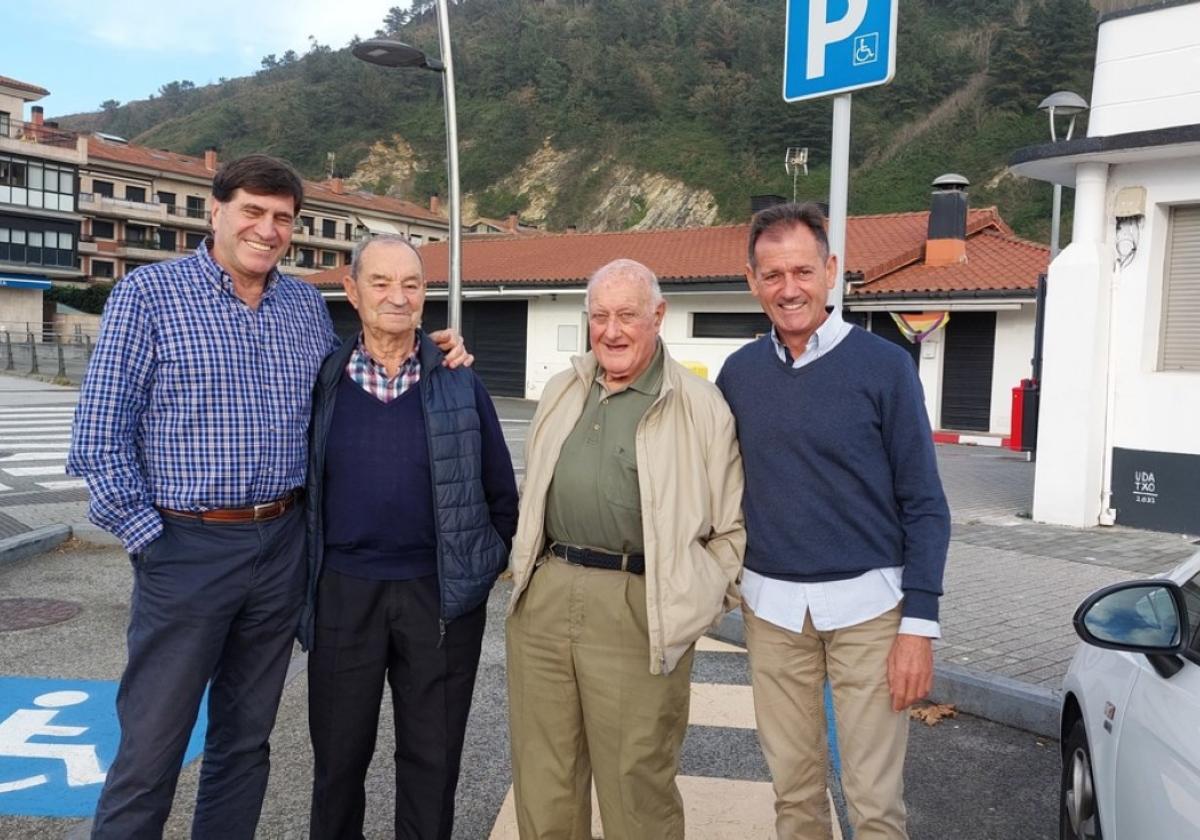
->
xmin=1073 ymin=580 xmax=1189 ymax=655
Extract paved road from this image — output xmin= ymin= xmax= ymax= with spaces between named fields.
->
xmin=0 ymin=542 xmax=1056 ymax=839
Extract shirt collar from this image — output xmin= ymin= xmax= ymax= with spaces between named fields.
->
xmin=355 ymin=331 xmax=422 ymax=375
xmin=770 ymin=306 xmax=843 ymax=363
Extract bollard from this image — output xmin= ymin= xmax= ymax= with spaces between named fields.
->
xmin=28 ymin=333 xmax=38 ymax=374
xmin=57 ymin=341 xmax=67 ymax=378
xmin=3 ymin=332 xmax=11 ymax=371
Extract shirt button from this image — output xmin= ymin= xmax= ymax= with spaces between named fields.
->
xmin=602 ymin=399 xmax=609 ymax=405
xmin=593 ymin=424 xmax=600 ymax=431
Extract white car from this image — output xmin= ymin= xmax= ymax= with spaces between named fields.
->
xmin=1060 ymin=549 xmax=1200 ymax=839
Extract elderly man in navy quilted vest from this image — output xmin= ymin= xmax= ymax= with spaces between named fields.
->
xmin=298 ymin=233 xmax=518 ymax=840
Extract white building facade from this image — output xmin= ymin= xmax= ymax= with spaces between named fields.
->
xmin=1012 ymin=0 xmax=1200 ymax=533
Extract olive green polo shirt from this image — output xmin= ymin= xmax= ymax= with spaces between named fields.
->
xmin=544 ymin=343 xmax=665 ymax=555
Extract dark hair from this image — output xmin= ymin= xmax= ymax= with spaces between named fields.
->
xmin=747 ymin=202 xmax=830 ymax=268
xmin=211 ymin=154 xmax=305 ymax=213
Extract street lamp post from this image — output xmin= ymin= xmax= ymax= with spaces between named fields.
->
xmin=353 ymin=0 xmax=463 ymax=331
xmin=1037 ymin=91 xmax=1089 ymax=259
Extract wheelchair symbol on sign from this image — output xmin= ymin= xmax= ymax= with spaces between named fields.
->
xmin=853 ymin=32 xmax=880 ymax=66
xmin=0 ymin=691 xmax=106 ymax=794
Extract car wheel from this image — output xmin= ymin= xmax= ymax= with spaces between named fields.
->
xmin=1061 ymin=718 xmax=1103 ymax=840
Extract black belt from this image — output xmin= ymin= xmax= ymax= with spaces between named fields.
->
xmin=550 ymin=542 xmax=645 ymax=575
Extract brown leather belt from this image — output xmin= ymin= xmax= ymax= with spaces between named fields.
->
xmin=158 ymin=490 xmax=302 ymax=524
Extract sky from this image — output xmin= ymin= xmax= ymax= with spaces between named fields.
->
xmin=4 ymin=0 xmax=404 ymax=119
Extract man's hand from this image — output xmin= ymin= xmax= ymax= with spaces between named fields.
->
xmin=886 ymin=633 xmax=933 ymax=711
xmin=429 ymin=328 xmax=474 ymax=369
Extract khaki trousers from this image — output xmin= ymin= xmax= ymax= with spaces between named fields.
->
xmin=506 ymin=554 xmax=694 ymax=840
xmin=743 ymin=603 xmax=908 ymax=840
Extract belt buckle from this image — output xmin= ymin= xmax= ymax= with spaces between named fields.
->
xmin=252 ymin=501 xmax=277 ymax=519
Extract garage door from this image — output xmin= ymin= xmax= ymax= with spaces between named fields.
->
xmin=423 ymin=299 xmax=529 ymax=398
xmin=940 ymin=312 xmax=995 ymax=432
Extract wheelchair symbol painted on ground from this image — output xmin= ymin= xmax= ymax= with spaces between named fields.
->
xmin=0 ymin=676 xmax=207 ymax=817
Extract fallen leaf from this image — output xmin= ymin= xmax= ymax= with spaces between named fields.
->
xmin=909 ymin=703 xmax=958 ymax=726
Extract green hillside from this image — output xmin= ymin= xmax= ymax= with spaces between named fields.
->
xmin=60 ymin=0 xmax=1098 ymax=240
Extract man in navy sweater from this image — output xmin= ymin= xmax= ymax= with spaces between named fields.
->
xmin=716 ymin=203 xmax=950 ymax=840
xmin=299 ymin=234 xmax=518 ymax=839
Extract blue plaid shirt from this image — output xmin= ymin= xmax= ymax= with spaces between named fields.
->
xmin=67 ymin=241 xmax=339 ymax=553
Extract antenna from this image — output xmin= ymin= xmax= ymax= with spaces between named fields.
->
xmin=325 ymin=151 xmax=336 ymax=180
xmin=784 ymin=147 xmax=809 ymax=202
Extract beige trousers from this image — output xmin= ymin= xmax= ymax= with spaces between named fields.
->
xmin=506 ymin=554 xmax=694 ymax=840
xmin=744 ymin=603 xmax=908 ymax=840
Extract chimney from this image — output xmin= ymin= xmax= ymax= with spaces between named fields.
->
xmin=429 ymin=193 xmax=441 ymax=214
xmin=204 ymin=147 xmax=218 ymax=172
xmin=31 ymin=106 xmax=44 ymax=126
xmin=329 ymin=178 xmax=343 ymax=194
xmin=506 ymin=211 xmax=519 ymax=234
xmin=925 ymin=173 xmax=969 ymax=267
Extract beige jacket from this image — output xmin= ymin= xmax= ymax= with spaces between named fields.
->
xmin=507 ymin=346 xmax=745 ymax=675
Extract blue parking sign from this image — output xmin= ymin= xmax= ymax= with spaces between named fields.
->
xmin=784 ymin=0 xmax=899 ymax=102
xmin=0 ymin=676 xmax=207 ymax=817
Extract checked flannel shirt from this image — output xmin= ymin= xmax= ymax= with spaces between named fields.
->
xmin=346 ymin=332 xmax=421 ymax=403
xmin=67 ymin=241 xmax=339 ymax=553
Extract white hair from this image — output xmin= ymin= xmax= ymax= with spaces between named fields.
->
xmin=585 ymin=258 xmax=664 ymax=311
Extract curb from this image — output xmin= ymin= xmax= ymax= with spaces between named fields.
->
xmin=0 ymin=524 xmax=73 ymax=569
xmin=709 ymin=609 xmax=1061 ymax=740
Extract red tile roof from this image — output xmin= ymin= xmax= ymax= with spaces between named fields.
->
xmin=85 ymin=136 xmax=445 ymax=223
xmin=299 ymin=206 xmax=1047 ymax=297
xmin=0 ymin=75 xmax=50 ymax=98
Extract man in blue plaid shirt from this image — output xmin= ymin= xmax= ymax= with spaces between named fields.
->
xmin=67 ymin=154 xmax=468 ymax=839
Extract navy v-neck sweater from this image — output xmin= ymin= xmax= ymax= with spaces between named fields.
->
xmin=322 ymin=374 xmax=437 ymax=580
xmin=716 ymin=327 xmax=949 ymax=621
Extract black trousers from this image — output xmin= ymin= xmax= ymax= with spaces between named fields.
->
xmin=307 ymin=570 xmax=486 ymax=840
xmin=92 ymin=505 xmax=306 ymax=840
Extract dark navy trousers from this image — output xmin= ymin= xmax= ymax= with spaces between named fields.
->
xmin=91 ymin=504 xmax=306 ymax=840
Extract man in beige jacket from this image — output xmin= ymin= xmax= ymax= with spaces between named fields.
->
xmin=506 ymin=258 xmax=745 ymax=840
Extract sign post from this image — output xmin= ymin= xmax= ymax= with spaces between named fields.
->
xmin=784 ymin=0 xmax=899 ymax=308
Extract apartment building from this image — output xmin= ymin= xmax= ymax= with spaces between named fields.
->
xmin=0 ymin=75 xmax=85 ymax=325
xmin=80 ymin=137 xmax=448 ymax=282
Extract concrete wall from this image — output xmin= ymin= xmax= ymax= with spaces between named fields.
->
xmin=1108 ymin=158 xmax=1200 ymax=456
xmin=989 ymin=306 xmax=1037 ymax=436
xmin=0 ymin=289 xmax=46 ymax=336
xmin=1090 ymin=3 xmax=1200 ymax=136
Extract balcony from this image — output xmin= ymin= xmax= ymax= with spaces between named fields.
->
xmin=291 ymin=227 xmax=362 ymax=247
xmin=166 ymin=204 xmax=210 ymax=228
xmin=77 ymin=234 xmax=98 ymax=255
xmin=78 ymin=192 xmax=169 ymax=224
xmin=118 ymin=238 xmax=179 ymax=259
xmin=0 ymin=120 xmax=87 ymax=164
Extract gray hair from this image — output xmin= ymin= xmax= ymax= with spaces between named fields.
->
xmin=349 ymin=233 xmax=424 ymax=281
xmin=586 ymin=258 xmax=664 ymax=311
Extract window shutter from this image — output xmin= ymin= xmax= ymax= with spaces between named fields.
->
xmin=1161 ymin=205 xmax=1200 ymax=371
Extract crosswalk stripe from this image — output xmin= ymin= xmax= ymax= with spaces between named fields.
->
xmin=0 ymin=451 xmax=68 ymax=462
xmin=3 ymin=466 xmax=66 ymax=476
xmin=689 ymin=683 xmax=757 ymax=730
xmin=0 ymin=435 xmax=71 ymax=441
xmin=36 ymin=479 xmax=87 ymax=491
xmin=0 ymin=442 xmax=72 ymax=449
xmin=0 ymin=426 xmax=73 ymax=434
xmin=0 ymin=407 xmax=75 ymax=414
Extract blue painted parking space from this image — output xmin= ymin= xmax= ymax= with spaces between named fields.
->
xmin=0 ymin=676 xmax=207 ymax=817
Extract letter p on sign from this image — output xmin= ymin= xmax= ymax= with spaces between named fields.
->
xmin=783 ymin=0 xmax=898 ymax=103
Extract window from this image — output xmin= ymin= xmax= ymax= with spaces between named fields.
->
xmin=92 ymin=220 xmax=115 ymax=239
xmin=0 ymin=111 xmax=9 ymax=138
xmin=1161 ymin=205 xmax=1200 ymax=371
xmin=297 ymin=248 xmax=315 ymax=268
xmin=93 ymin=180 xmax=114 ymax=197
xmin=157 ymin=191 xmax=176 ymax=210
xmin=692 ymin=312 xmax=773 ymax=339
xmin=125 ymin=185 xmax=147 ymax=203
xmin=0 ymin=221 xmax=76 ymax=267
xmin=299 ymin=215 xmax=314 ymax=234
xmin=1183 ymin=572 xmax=1200 ymax=663
xmin=320 ymin=250 xmax=337 ymax=267
xmin=92 ymin=259 xmax=115 ymax=278
xmin=186 ymin=195 xmax=206 ymax=219
xmin=185 ymin=232 xmax=205 ymax=250
xmin=322 ymin=219 xmax=337 ymax=239
xmin=158 ymin=229 xmax=177 ymax=252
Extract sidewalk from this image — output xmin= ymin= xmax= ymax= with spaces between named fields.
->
xmin=714 ymin=443 xmax=1199 ymax=736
